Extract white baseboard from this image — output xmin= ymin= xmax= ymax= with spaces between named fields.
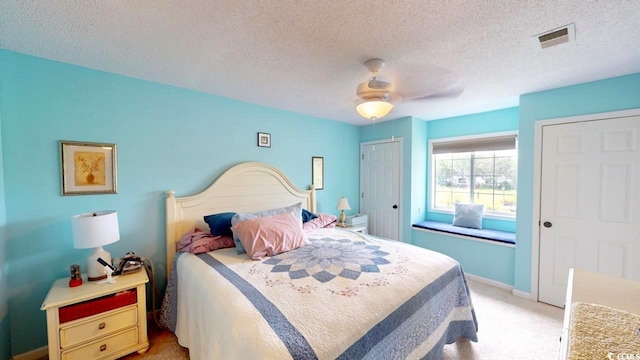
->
xmin=465 ymin=273 xmax=534 ymax=300
xmin=12 ymin=346 xmax=47 ymax=360
xmin=465 ymin=273 xmax=513 ymax=291
xmin=511 ymin=289 xmax=532 ymax=300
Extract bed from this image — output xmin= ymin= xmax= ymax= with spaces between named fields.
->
xmin=160 ymin=162 xmax=478 ymax=359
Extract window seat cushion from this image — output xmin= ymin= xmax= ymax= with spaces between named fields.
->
xmin=413 ymin=220 xmax=516 ymax=244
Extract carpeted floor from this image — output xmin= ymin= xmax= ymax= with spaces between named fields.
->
xmin=442 ymin=278 xmax=564 ymax=359
xmin=122 ymin=277 xmax=564 ymax=359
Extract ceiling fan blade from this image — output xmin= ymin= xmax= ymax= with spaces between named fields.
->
xmin=410 ymin=81 xmax=464 ymax=101
xmin=368 ymin=78 xmax=391 ymax=90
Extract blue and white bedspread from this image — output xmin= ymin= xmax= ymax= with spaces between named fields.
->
xmin=161 ymin=228 xmax=478 ymax=360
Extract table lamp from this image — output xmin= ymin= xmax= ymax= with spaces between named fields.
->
xmin=336 ymin=197 xmax=351 ymax=227
xmin=71 ymin=211 xmax=120 ymax=281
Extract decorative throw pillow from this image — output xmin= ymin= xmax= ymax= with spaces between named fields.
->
xmin=203 ymin=212 xmax=236 ymax=236
xmin=302 ymin=208 xmax=318 ymax=223
xmin=231 ymin=212 xmax=309 ymax=260
xmin=231 ymin=202 xmax=303 ymax=254
xmin=452 ymin=203 xmax=484 ymax=229
xmin=302 ymin=213 xmax=338 ymax=231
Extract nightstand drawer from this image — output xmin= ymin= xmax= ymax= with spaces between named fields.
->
xmin=60 ymin=306 xmax=137 ymax=348
xmin=61 ymin=326 xmax=138 ymax=360
xmin=59 ymin=289 xmax=137 ymax=323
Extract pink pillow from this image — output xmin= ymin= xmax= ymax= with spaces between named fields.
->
xmin=177 ymin=228 xmax=235 ymax=254
xmin=303 ymin=213 xmax=338 ymax=231
xmin=231 ymin=212 xmax=309 ymax=260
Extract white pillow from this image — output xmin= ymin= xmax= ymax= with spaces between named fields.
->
xmin=452 ymin=203 xmax=484 ymax=229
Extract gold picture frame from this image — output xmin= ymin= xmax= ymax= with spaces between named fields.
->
xmin=60 ymin=141 xmax=117 ymax=195
xmin=312 ymin=156 xmax=324 ymax=190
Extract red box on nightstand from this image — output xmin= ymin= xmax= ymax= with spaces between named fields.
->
xmin=58 ymin=289 xmax=137 ymax=323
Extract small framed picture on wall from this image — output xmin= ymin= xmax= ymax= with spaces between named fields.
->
xmin=257 ymin=132 xmax=271 ymax=148
xmin=312 ymin=156 xmax=324 ymax=190
xmin=60 ymin=140 xmax=118 ymax=195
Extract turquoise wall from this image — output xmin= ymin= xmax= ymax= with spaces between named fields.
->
xmin=0 ymin=50 xmax=360 ymax=355
xmin=515 ymin=73 xmax=640 ymax=293
xmin=425 ymin=107 xmax=519 ymax=232
xmin=410 ymin=118 xmax=428 ymax=225
xmin=411 ymin=107 xmax=519 ymax=284
xmin=0 ymin=58 xmax=10 ymax=358
xmin=412 ymin=230 xmax=515 ymax=285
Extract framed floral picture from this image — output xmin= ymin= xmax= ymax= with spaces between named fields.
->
xmin=60 ymin=141 xmax=117 ymax=195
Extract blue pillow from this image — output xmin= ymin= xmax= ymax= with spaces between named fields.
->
xmin=302 ymin=209 xmax=318 ymax=223
xmin=203 ymin=212 xmax=235 ymax=236
xmin=231 ymin=203 xmax=303 ymax=254
xmin=452 ymin=203 xmax=484 ymax=229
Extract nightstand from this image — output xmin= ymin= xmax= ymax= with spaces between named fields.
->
xmin=41 ymin=270 xmax=149 ymax=360
xmin=338 ymin=223 xmax=368 ymax=234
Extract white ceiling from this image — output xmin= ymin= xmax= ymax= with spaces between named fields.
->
xmin=1 ymin=1 xmax=639 ymax=125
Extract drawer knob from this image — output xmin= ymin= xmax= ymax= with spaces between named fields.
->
xmin=100 ymin=344 xmax=107 ymax=352
xmin=98 ymin=322 xmax=106 ymax=330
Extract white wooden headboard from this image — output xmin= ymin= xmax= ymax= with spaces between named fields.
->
xmin=165 ymin=162 xmax=316 ymax=276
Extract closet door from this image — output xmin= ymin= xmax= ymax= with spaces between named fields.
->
xmin=538 ymin=115 xmax=640 ymax=307
xmin=360 ymin=140 xmax=401 ymax=241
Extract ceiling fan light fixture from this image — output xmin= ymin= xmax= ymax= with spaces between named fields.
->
xmin=356 ymin=99 xmax=394 ymax=120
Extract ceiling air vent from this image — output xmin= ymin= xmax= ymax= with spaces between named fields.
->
xmin=534 ymin=23 xmax=575 ymax=49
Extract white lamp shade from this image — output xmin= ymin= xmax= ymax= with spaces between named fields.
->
xmin=356 ymin=100 xmax=394 ymax=119
xmin=71 ymin=211 xmax=120 ymax=249
xmin=336 ymin=197 xmax=351 ymax=211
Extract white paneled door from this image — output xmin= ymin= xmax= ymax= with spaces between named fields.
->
xmin=360 ymin=140 xmax=401 ymax=241
xmin=538 ymin=115 xmax=640 ymax=307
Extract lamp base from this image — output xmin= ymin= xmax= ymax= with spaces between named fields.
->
xmin=87 ymin=246 xmax=111 ymax=281
xmin=339 ymin=210 xmax=346 ymax=227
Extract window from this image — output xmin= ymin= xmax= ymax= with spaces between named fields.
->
xmin=431 ymin=133 xmax=517 ymax=217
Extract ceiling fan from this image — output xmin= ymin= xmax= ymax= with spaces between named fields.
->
xmin=355 ymin=58 xmax=464 ymax=120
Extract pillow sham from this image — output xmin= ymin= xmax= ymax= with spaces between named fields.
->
xmin=231 ymin=202 xmax=303 ymax=254
xmin=302 ymin=213 xmax=338 ymax=231
xmin=452 ymin=203 xmax=484 ymax=229
xmin=302 ymin=208 xmax=318 ymax=223
xmin=177 ymin=228 xmax=235 ymax=254
xmin=231 ymin=211 xmax=309 ymax=260
xmin=203 ymin=212 xmax=235 ymax=236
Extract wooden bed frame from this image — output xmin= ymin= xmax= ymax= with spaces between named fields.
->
xmin=165 ymin=162 xmax=316 ymax=276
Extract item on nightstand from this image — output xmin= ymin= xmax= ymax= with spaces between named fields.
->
xmin=96 ymin=257 xmax=117 ymax=284
xmin=71 ymin=210 xmax=120 ymax=281
xmin=113 ymin=252 xmax=143 ymax=276
xmin=345 ymin=213 xmax=368 ymax=226
xmin=336 ymin=197 xmax=351 ymax=227
xmin=68 ymin=264 xmax=82 ymax=287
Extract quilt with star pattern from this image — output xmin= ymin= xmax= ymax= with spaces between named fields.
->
xmin=161 ymin=228 xmax=478 ymax=360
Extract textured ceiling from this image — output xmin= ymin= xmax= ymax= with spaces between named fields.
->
xmin=1 ymin=1 xmax=639 ymax=125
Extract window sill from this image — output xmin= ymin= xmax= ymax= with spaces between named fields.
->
xmin=412 ymin=220 xmax=515 ymax=247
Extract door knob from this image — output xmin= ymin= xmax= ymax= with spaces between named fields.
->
xmin=543 ymin=221 xmax=552 ymax=228
xmin=392 ymin=205 xmax=398 ymax=209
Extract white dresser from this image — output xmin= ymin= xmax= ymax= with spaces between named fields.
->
xmin=559 ymin=268 xmax=640 ymax=359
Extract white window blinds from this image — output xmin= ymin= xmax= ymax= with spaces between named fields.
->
xmin=432 ymin=135 xmax=517 ymax=154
